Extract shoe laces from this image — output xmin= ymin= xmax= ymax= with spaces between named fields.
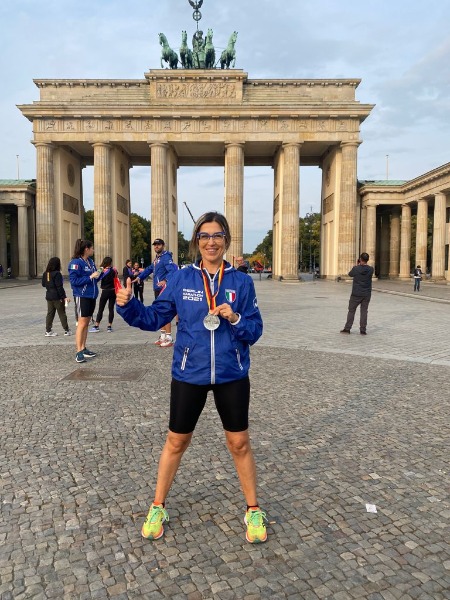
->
xmin=146 ymin=504 xmax=168 ymax=524
xmin=247 ymin=508 xmax=267 ymax=527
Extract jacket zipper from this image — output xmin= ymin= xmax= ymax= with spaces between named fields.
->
xmin=181 ymin=347 xmax=190 ymax=370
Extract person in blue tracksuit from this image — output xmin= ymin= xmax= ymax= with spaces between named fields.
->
xmin=68 ymin=239 xmax=101 ymax=364
xmin=133 ymin=238 xmax=178 ymax=347
xmin=116 ymin=212 xmax=268 ymax=544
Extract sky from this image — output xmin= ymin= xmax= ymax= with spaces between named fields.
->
xmin=1 ymin=0 xmax=450 ymax=252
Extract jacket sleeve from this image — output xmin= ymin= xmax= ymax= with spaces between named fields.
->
xmin=54 ymin=272 xmax=66 ymax=300
xmin=42 ymin=272 xmax=46 ymax=288
xmin=116 ymin=281 xmax=177 ymax=331
xmin=229 ymin=277 xmax=263 ymax=345
xmin=139 ymin=264 xmax=154 ymax=281
xmin=348 ymin=267 xmax=357 ymax=277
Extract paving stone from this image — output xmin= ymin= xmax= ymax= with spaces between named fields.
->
xmin=1 ymin=279 xmax=449 ymax=599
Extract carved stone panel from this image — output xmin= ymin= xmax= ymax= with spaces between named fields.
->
xmin=117 ymin=194 xmax=129 ymax=215
xmin=63 ymin=193 xmax=79 ymax=215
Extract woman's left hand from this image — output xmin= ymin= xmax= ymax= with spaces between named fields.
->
xmin=211 ymin=303 xmax=238 ymax=324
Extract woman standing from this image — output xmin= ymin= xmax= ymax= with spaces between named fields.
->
xmin=89 ymin=257 xmax=118 ymax=333
xmin=42 ymin=257 xmax=72 ymax=337
xmin=117 ymin=212 xmax=267 ymax=544
xmin=68 ymin=239 xmax=101 ymax=363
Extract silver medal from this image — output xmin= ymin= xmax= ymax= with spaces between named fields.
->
xmin=203 ymin=313 xmax=220 ymax=331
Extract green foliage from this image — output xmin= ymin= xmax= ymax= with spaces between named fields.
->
xmin=299 ymin=213 xmax=321 ymax=271
xmin=83 ymin=209 xmax=94 ymax=244
xmin=131 ymin=213 xmax=151 ymax=264
xmin=178 ymin=231 xmax=190 ymax=264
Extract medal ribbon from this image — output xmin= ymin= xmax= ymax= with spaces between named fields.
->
xmin=200 ymin=261 xmax=225 ymax=311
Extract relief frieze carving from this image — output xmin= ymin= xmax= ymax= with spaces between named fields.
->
xmin=155 ymin=82 xmax=237 ymax=100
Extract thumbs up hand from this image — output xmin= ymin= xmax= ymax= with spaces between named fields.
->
xmin=116 ymin=277 xmax=133 ymax=306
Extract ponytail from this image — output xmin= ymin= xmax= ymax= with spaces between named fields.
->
xmin=72 ymin=239 xmax=93 ymax=259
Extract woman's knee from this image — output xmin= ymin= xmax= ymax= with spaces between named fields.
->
xmin=165 ymin=432 xmax=192 ymax=454
xmin=226 ymin=431 xmax=251 ymax=456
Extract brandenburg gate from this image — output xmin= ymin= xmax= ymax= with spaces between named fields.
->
xmin=18 ymin=69 xmax=373 ymax=278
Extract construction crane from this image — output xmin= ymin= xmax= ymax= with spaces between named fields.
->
xmin=183 ymin=201 xmax=196 ymax=224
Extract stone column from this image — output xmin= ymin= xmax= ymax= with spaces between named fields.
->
xmin=224 ymin=142 xmax=244 ymax=265
xmin=338 ymin=141 xmax=361 ymax=275
xmin=432 ymin=192 xmax=446 ymax=279
xmin=399 ymin=204 xmax=412 ymax=278
xmin=34 ymin=142 xmax=56 ymax=274
xmin=365 ymin=204 xmax=377 ymax=267
xmin=10 ymin=211 xmax=19 ymax=277
xmin=93 ymin=143 xmax=112 ymax=262
xmin=389 ymin=208 xmax=401 ymax=277
xmin=17 ymin=205 xmax=30 ymax=279
xmin=415 ymin=199 xmax=428 ymax=269
xmin=280 ymin=142 xmax=301 ymax=280
xmin=150 ymin=142 xmax=169 ymax=243
xmin=0 ymin=210 xmax=7 ymax=274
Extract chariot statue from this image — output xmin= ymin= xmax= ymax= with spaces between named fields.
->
xmin=158 ymin=0 xmax=237 ymax=70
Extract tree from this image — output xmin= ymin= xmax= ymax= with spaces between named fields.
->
xmin=299 ymin=213 xmax=321 ymax=271
xmin=178 ymin=231 xmax=190 ymax=264
xmin=248 ymin=230 xmax=272 ymax=265
xmin=84 ymin=209 xmax=94 ymax=244
xmin=130 ymin=213 xmax=151 ymax=265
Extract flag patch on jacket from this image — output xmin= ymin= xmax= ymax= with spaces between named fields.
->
xmin=70 ymin=264 xmax=78 ymax=270
xmin=225 ymin=289 xmax=236 ymax=302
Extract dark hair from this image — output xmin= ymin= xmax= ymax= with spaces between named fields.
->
xmin=45 ymin=257 xmax=61 ymax=272
xmin=72 ymin=239 xmax=93 ymax=258
xmin=125 ymin=259 xmax=131 ymax=265
xmin=100 ymin=256 xmax=113 ymax=268
xmin=360 ymin=252 xmax=369 ymax=263
xmin=188 ymin=211 xmax=231 ymax=260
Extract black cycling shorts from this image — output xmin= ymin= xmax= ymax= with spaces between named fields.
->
xmin=169 ymin=376 xmax=250 ymax=434
xmin=75 ymin=297 xmax=96 ymax=318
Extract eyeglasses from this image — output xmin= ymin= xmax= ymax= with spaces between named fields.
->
xmin=196 ymin=232 xmax=226 ymax=242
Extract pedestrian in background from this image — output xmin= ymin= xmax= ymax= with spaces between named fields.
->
xmin=134 ymin=239 xmax=178 ymax=347
xmin=42 ymin=256 xmax=72 ymax=337
xmin=341 ymin=252 xmax=374 ymax=335
xmin=413 ymin=265 xmax=423 ymax=292
xmin=89 ymin=256 xmax=117 ymax=333
xmin=123 ymin=259 xmax=133 ymax=287
xmin=68 ymin=239 xmax=101 ymax=363
xmin=236 ymin=256 xmax=249 ymax=274
xmin=116 ymin=211 xmax=267 ymax=545
xmin=132 ymin=261 xmax=145 ymax=302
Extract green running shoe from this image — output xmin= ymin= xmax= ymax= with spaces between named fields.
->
xmin=244 ymin=507 xmax=268 ymax=543
xmin=141 ymin=504 xmax=169 ymax=540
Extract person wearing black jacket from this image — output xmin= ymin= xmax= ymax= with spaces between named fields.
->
xmin=123 ymin=259 xmax=133 ymax=287
xmin=89 ymin=257 xmax=118 ymax=333
xmin=42 ymin=257 xmax=72 ymax=337
xmin=340 ymin=252 xmax=374 ymax=335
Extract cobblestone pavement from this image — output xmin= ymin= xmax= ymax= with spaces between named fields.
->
xmin=0 ymin=278 xmax=449 ymax=599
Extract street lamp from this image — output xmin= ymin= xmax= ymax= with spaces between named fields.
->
xmin=140 ymin=257 xmax=144 ymax=268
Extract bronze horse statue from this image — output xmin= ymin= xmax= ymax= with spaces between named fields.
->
xmin=180 ymin=30 xmax=193 ymax=68
xmin=204 ymin=28 xmax=215 ymax=69
xmin=220 ymin=31 xmax=238 ymax=69
xmin=159 ymin=33 xmax=178 ymax=69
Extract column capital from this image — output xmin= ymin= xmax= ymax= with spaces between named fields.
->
xmin=340 ymin=140 xmax=362 ymax=149
xmin=91 ymin=141 xmax=111 ymax=149
xmin=32 ymin=141 xmax=54 ymax=149
xmin=149 ymin=141 xmax=169 ymax=149
xmin=282 ymin=142 xmax=303 ymax=150
xmin=225 ymin=141 xmax=245 ymax=149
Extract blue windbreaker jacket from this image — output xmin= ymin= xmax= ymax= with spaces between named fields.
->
xmin=117 ymin=261 xmax=263 ymax=385
xmin=68 ymin=257 xmax=99 ymax=299
xmin=139 ymin=251 xmax=178 ymax=291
